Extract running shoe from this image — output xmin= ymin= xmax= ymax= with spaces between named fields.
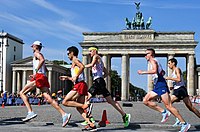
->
xmin=161 ymin=110 xmax=171 ymax=123
xmin=172 ymin=118 xmax=181 ymax=127
xmin=90 ymin=117 xmax=95 ymax=123
xmin=179 ymin=122 xmax=191 ymax=132
xmin=62 ymin=113 xmax=71 ymax=127
xmin=81 ymin=120 xmax=88 ymax=126
xmin=83 ymin=124 xmax=97 ymax=131
xmin=22 ymin=112 xmax=37 ymax=122
xmin=81 ymin=117 xmax=95 ymax=126
xmin=122 ymin=113 xmax=131 ymax=127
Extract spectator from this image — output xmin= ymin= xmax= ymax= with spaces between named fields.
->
xmin=2 ymin=91 xmax=7 ymax=106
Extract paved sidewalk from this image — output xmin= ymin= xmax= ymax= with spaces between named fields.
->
xmin=0 ymin=102 xmax=200 ymax=131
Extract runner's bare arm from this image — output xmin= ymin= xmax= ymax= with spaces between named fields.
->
xmin=138 ymin=60 xmax=157 ymax=75
xmin=85 ymin=55 xmax=98 ymax=68
xmin=34 ymin=52 xmax=45 ymax=73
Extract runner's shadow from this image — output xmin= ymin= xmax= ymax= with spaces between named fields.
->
xmin=0 ymin=117 xmax=25 ymax=126
xmin=96 ymin=122 xmax=159 ymax=131
xmin=194 ymin=124 xmax=200 ymax=130
xmin=97 ymin=123 xmax=141 ymax=131
xmin=67 ymin=123 xmax=79 ymax=127
xmin=66 ymin=120 xmax=79 ymax=127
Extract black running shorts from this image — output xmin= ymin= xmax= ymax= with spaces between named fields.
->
xmin=88 ymin=77 xmax=111 ymax=97
xmin=173 ymin=86 xmax=189 ymax=100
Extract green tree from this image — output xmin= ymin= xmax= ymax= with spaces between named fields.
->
xmin=183 ymin=71 xmax=186 ymax=82
xmin=110 ymin=70 xmax=146 ymax=101
xmin=52 ymin=60 xmax=68 ymax=65
xmin=129 ymin=83 xmax=146 ymax=101
xmin=110 ymin=70 xmax=121 ymax=97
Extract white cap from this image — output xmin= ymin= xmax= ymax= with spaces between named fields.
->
xmin=31 ymin=41 xmax=43 ymax=47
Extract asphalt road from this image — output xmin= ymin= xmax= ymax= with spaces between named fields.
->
xmin=0 ymin=101 xmax=200 ymax=131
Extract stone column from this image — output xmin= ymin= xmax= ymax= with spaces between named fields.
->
xmin=187 ymin=54 xmax=195 ymax=95
xmin=147 ymin=62 xmax=153 ymax=92
xmin=82 ymin=54 xmax=88 ymax=84
xmin=83 ymin=55 xmax=92 ymax=88
xmin=59 ymin=73 xmax=62 ymax=90
xmin=22 ymin=70 xmax=27 ymax=89
xmin=55 ymin=72 xmax=58 ymax=92
xmin=102 ymin=55 xmax=108 ymax=88
xmin=88 ymin=56 xmax=93 ymax=88
xmin=121 ymin=54 xmax=129 ymax=101
xmin=48 ymin=70 xmax=52 ymax=92
xmin=17 ymin=71 xmax=21 ymax=94
xmin=12 ymin=70 xmax=17 ymax=93
xmin=167 ymin=54 xmax=174 ymax=92
xmin=127 ymin=56 xmax=130 ymax=97
xmin=57 ymin=72 xmax=60 ymax=91
xmin=102 ymin=55 xmax=111 ymax=92
xmin=107 ymin=55 xmax=111 ymax=93
xmin=198 ymin=72 xmax=200 ymax=95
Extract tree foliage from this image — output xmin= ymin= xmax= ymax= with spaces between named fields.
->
xmin=110 ymin=70 xmax=146 ymax=101
xmin=110 ymin=70 xmax=121 ymax=96
xmin=52 ymin=60 xmax=68 ymax=65
xmin=182 ymin=71 xmax=186 ymax=82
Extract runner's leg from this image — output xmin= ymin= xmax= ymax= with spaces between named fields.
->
xmin=143 ymin=91 xmax=165 ymax=113
xmin=20 ymin=81 xmax=36 ymax=112
xmin=161 ymin=92 xmax=185 ymax=123
xmin=183 ymin=96 xmax=200 ymax=118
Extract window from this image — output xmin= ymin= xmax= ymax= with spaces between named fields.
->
xmin=14 ymin=46 xmax=16 ymax=51
xmin=14 ymin=55 xmax=16 ymax=61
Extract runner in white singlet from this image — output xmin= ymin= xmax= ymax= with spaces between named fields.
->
xmin=165 ymin=58 xmax=200 ymax=127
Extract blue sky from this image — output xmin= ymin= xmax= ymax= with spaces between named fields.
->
xmin=0 ymin=0 xmax=200 ymax=91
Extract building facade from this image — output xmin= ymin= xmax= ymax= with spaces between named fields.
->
xmin=11 ymin=56 xmax=71 ymax=94
xmin=0 ymin=31 xmax=71 ymax=95
xmin=0 ymin=31 xmax=24 ymax=92
xmin=80 ymin=30 xmax=199 ymax=100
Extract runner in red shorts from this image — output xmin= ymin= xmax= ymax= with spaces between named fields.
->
xmin=19 ymin=41 xmax=71 ymax=127
xmin=59 ymin=46 xmax=97 ymax=131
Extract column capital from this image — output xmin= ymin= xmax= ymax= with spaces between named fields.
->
xmin=167 ymin=54 xmax=175 ymax=60
xmin=102 ymin=54 xmax=108 ymax=56
xmin=187 ymin=53 xmax=195 ymax=56
xmin=121 ymin=54 xmax=129 ymax=56
xmin=167 ymin=53 xmax=175 ymax=56
xmin=82 ymin=54 xmax=88 ymax=56
xmin=188 ymin=51 xmax=195 ymax=55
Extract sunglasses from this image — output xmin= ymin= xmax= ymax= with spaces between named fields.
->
xmin=145 ymin=52 xmax=150 ymax=56
xmin=67 ymin=51 xmax=71 ymax=56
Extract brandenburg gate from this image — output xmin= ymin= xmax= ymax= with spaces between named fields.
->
xmin=80 ymin=3 xmax=198 ymax=100
xmin=80 ymin=29 xmax=198 ymax=100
